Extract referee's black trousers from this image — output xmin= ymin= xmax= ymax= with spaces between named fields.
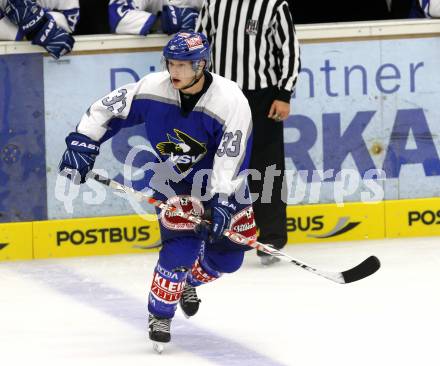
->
xmin=243 ymin=87 xmax=287 ymax=256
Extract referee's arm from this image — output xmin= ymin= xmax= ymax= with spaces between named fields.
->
xmin=274 ymin=1 xmax=301 ymax=103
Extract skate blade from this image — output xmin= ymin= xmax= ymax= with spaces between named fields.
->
xmin=260 ymin=256 xmax=281 ymax=266
xmin=153 ymin=341 xmax=166 ymax=354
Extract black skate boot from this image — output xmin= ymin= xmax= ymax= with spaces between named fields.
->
xmin=148 ymin=314 xmax=171 ymax=353
xmin=179 ymin=283 xmax=201 ymax=318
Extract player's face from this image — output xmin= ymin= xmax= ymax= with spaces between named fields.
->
xmin=167 ymin=59 xmax=197 ymax=89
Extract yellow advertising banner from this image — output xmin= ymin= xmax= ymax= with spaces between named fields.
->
xmin=0 ymin=222 xmax=33 ymax=260
xmin=33 ymin=214 xmax=161 ymax=259
xmin=5 ymin=197 xmax=440 ymax=262
xmin=385 ymin=197 xmax=440 ymax=238
xmin=286 ymin=201 xmax=385 ymax=244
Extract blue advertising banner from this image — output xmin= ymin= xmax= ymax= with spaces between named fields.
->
xmin=0 ymin=54 xmax=46 ymax=222
xmin=44 ymin=53 xmax=162 ymax=219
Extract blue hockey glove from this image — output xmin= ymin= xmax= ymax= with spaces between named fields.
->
xmin=194 ymin=220 xmax=211 ymax=243
xmin=195 ymin=195 xmax=235 ymax=244
xmin=5 ymin=0 xmax=74 ymax=59
xmin=179 ymin=7 xmax=199 ymax=32
xmin=161 ymin=6 xmax=199 ymax=34
xmin=5 ymin=0 xmax=46 ymax=34
xmin=59 ymin=132 xmax=100 ymax=184
xmin=31 ymin=17 xmax=74 ymax=59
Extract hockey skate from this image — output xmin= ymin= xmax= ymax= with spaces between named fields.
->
xmin=148 ymin=314 xmax=171 ymax=354
xmin=179 ymin=283 xmax=201 ymax=318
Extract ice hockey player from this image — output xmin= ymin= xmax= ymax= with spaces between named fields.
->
xmin=0 ymin=0 xmax=78 ymax=59
xmin=58 ymin=31 xmax=258 ymax=353
xmin=410 ymin=0 xmax=440 ymax=17
xmin=109 ymin=0 xmax=202 ymax=36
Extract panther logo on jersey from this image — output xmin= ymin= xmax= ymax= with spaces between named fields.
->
xmin=156 ymin=129 xmax=207 ymax=173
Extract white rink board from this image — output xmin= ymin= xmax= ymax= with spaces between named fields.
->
xmin=44 ymin=35 xmax=440 ymax=219
xmin=286 ymin=36 xmax=440 ymax=204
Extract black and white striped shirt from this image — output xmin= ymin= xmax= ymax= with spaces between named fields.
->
xmin=196 ymin=0 xmax=300 ymax=102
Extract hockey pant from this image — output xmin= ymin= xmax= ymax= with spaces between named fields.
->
xmin=148 ymin=182 xmax=257 ymax=319
xmin=148 ymin=236 xmax=245 ymax=319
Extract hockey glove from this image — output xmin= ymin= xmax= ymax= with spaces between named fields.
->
xmin=5 ymin=0 xmax=46 ymax=35
xmin=195 ymin=194 xmax=234 ymax=244
xmin=5 ymin=0 xmax=74 ymax=59
xmin=161 ymin=6 xmax=199 ymax=34
xmin=31 ymin=17 xmax=75 ymax=59
xmin=59 ymin=132 xmax=100 ymax=184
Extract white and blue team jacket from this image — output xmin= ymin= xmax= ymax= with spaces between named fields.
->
xmin=417 ymin=0 xmax=440 ymax=17
xmin=109 ymin=0 xmax=203 ymax=35
xmin=77 ymin=71 xmax=253 ymax=198
xmin=0 ymin=0 xmax=79 ymax=40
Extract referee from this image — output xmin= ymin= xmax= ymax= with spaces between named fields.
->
xmin=196 ymin=0 xmax=300 ymax=265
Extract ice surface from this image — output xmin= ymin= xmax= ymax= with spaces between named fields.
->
xmin=1 ymin=237 xmax=439 ymax=366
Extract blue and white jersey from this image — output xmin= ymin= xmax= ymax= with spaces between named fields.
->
xmin=77 ymin=71 xmax=253 ymax=197
xmin=0 ymin=0 xmax=79 ymax=41
xmin=0 ymin=1 xmax=17 ymax=40
xmin=109 ymin=0 xmax=203 ymax=35
xmin=418 ymin=0 xmax=440 ymax=17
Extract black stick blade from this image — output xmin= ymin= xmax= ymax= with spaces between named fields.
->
xmin=342 ymin=256 xmax=381 ymax=283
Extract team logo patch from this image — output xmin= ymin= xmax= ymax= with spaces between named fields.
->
xmin=156 ymin=129 xmax=207 ymax=173
xmin=229 ymin=206 xmax=257 ymax=243
xmin=160 ymin=196 xmax=204 ymax=231
xmin=245 ymin=19 xmax=259 ymax=35
xmin=151 ymin=271 xmax=185 ymax=304
xmin=185 ymin=35 xmax=204 ymax=50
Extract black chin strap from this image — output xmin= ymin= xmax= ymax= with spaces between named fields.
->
xmin=180 ymin=70 xmax=204 ymax=91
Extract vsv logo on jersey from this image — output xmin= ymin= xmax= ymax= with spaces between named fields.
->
xmin=156 ymin=129 xmax=207 ymax=173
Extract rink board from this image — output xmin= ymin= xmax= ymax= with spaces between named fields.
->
xmin=0 ymin=222 xmax=33 ymax=260
xmin=3 ymin=197 xmax=440 ymax=260
xmin=385 ymin=197 xmax=440 ymax=238
xmin=286 ymin=201 xmax=385 ymax=243
xmin=0 ymin=54 xmax=47 ymax=222
xmin=33 ymin=214 xmax=161 ymax=259
xmin=40 ymin=36 xmax=440 ymax=220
